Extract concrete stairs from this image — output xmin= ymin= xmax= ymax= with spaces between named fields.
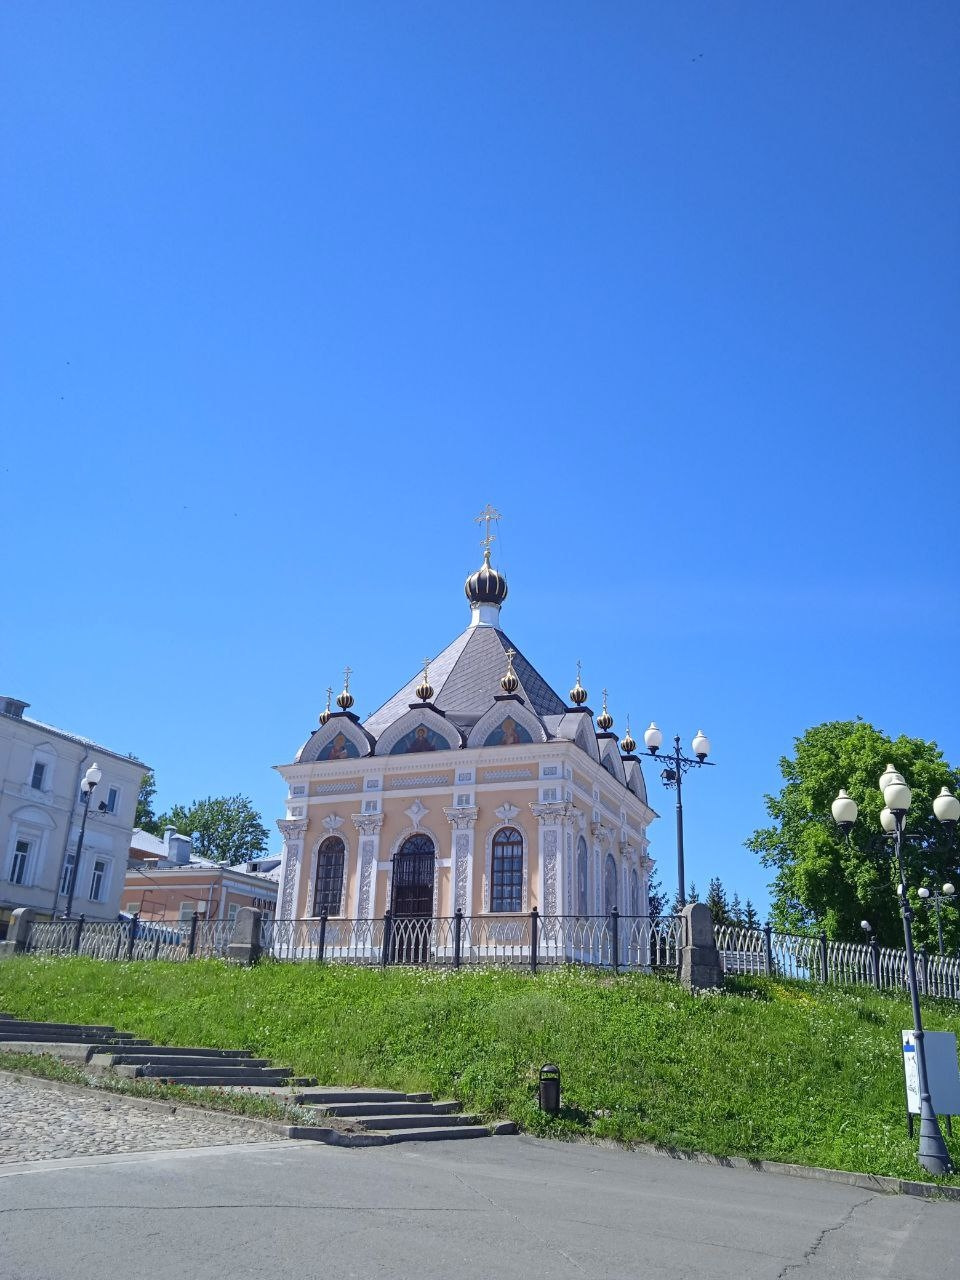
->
xmin=0 ymin=1015 xmax=516 ymax=1143
xmin=288 ymin=1086 xmax=516 ymax=1143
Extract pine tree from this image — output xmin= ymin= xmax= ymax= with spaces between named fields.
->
xmin=705 ymin=877 xmax=730 ymax=926
xmin=743 ymin=899 xmax=761 ymax=930
xmin=729 ymin=892 xmax=744 ymax=928
xmin=647 ymin=873 xmax=666 ymax=922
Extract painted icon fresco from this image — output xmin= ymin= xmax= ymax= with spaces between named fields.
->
xmin=317 ymin=731 xmax=360 ymax=761
xmin=390 ymin=724 xmax=450 ymax=754
xmin=483 ymin=716 xmax=533 ymax=747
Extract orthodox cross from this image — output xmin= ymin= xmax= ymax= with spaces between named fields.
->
xmin=475 ymin=504 xmax=501 ymax=554
xmin=422 ymin=656 xmax=431 ymax=680
xmin=342 ymin=665 xmax=352 ymax=691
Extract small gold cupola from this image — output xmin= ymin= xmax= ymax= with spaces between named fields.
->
xmin=620 ymin=716 xmax=637 ymax=755
xmin=319 ymin=686 xmax=333 ymax=726
xmin=416 ymin=657 xmax=434 ymax=704
xmin=500 ymin=647 xmax=520 ymax=695
xmin=596 ymin=688 xmax=614 ymax=732
xmin=570 ymin=660 xmax=588 ymax=706
xmin=336 ymin=666 xmax=355 ymax=711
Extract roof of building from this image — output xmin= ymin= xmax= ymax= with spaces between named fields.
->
xmin=364 ymin=624 xmax=567 ymax=737
xmin=0 ymin=703 xmax=149 ymax=769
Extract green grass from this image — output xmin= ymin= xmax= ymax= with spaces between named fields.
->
xmin=2 ymin=956 xmax=959 ymax=1182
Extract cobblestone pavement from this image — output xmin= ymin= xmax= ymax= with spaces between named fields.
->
xmin=0 ymin=1073 xmax=273 ymax=1164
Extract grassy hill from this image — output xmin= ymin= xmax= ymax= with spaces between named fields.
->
xmin=2 ymin=956 xmax=959 ymax=1182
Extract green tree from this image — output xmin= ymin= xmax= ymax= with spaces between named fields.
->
xmin=135 ymin=771 xmax=161 ymax=834
xmin=746 ymin=720 xmax=959 ymax=948
xmin=159 ymin=795 xmax=270 ymax=866
xmin=670 ymin=882 xmax=699 ymax=914
xmin=742 ymin=899 xmax=761 ymax=931
xmin=728 ymin=892 xmax=744 ymax=928
xmin=646 ymin=873 xmax=666 ymax=922
xmin=705 ymin=876 xmax=731 ymax=926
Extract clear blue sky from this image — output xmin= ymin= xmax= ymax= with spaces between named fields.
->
xmin=2 ymin=3 xmax=958 ymax=916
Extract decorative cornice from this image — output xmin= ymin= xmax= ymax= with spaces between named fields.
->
xmin=277 ymin=818 xmax=308 ymax=841
xmin=443 ymin=805 xmax=479 ymax=831
xmin=351 ymin=813 xmax=384 ymax=836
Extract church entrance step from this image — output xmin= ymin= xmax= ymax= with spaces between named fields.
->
xmin=317 ymin=1100 xmax=461 ymax=1118
xmin=349 ymin=1112 xmax=480 ymax=1131
xmin=293 ymin=1088 xmax=429 ymax=1105
xmin=375 ymin=1125 xmax=493 ymax=1143
xmin=90 ymin=1053 xmax=273 ymax=1069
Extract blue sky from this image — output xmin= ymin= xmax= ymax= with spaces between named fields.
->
xmin=2 ymin=3 xmax=958 ymax=915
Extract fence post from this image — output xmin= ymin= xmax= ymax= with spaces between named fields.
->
xmin=453 ymin=907 xmax=463 ymax=969
xmin=530 ymin=906 xmax=539 ymax=975
xmin=72 ymin=915 xmax=85 ymax=955
xmin=188 ymin=911 xmax=199 ymax=957
xmin=870 ymin=936 xmax=881 ymax=989
xmin=126 ymin=913 xmax=139 ymax=961
xmin=610 ymin=907 xmax=620 ymax=975
xmin=381 ymin=910 xmax=393 ymax=968
xmin=0 ymin=907 xmax=35 ymax=958
xmin=918 ymin=945 xmax=929 ymax=996
xmin=818 ymin=931 xmax=828 ymax=983
xmin=316 ymin=910 xmax=328 ymax=962
xmin=763 ymin=923 xmax=773 ymax=976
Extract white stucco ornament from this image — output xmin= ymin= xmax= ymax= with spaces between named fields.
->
xmin=495 ymin=802 xmax=519 ymax=822
xmin=321 ymin=814 xmax=345 ymax=833
xmin=405 ymin=798 xmax=429 ymax=827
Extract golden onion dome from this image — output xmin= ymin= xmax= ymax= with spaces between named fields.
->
xmin=596 ymin=688 xmax=613 ymax=732
xmin=500 ymin=647 xmax=520 ymax=694
xmin=569 ymin=661 xmax=588 ymax=706
xmin=336 ymin=667 xmax=355 ymax=711
xmin=465 ymin=548 xmax=509 ymax=607
xmin=620 ymin=717 xmax=636 ymax=755
xmin=319 ymin=686 xmax=333 ymax=726
xmin=416 ymin=658 xmax=434 ymax=703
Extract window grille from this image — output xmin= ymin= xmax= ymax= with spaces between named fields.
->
xmin=313 ymin=836 xmax=345 ymax=916
xmin=491 ymin=827 xmax=523 ymax=913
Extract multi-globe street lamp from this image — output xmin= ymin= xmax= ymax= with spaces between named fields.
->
xmin=831 ymin=768 xmax=960 ymax=1176
xmin=917 ymin=882 xmax=956 ymax=956
xmin=637 ymin=726 xmax=714 ymax=908
xmin=63 ymin=761 xmax=102 ymax=920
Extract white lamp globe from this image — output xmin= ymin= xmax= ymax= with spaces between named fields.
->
xmin=878 ymin=763 xmax=903 ymax=793
xmin=691 ymin=730 xmax=711 ymax=761
xmin=918 ymin=887 xmax=931 ymax=900
xmin=84 ymin=762 xmax=102 ymax=788
xmin=879 ymin=807 xmax=897 ymax=834
xmin=883 ymin=780 xmax=912 ymax=814
xmin=933 ymin=787 xmax=960 ymax=826
xmin=831 ymin=789 xmax=858 ymax=830
xmin=644 ymin=723 xmax=663 ymax=753
xmin=944 ymin=883 xmax=956 ymax=898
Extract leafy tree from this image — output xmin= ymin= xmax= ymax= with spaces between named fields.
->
xmin=705 ymin=877 xmax=731 ymax=926
xmin=159 ymin=795 xmax=270 ymax=866
xmin=646 ymin=873 xmax=666 ymax=922
xmin=746 ymin=720 xmax=959 ymax=948
xmin=135 ymin=772 xmax=161 ymax=834
xmin=742 ymin=899 xmax=761 ymax=931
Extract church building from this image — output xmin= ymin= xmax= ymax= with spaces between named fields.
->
xmin=274 ymin=521 xmax=657 ymax=946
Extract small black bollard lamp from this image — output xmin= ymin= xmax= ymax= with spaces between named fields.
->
xmin=539 ymin=1063 xmax=561 ymax=1115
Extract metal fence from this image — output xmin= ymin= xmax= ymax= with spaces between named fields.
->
xmin=23 ymin=911 xmax=960 ymax=1000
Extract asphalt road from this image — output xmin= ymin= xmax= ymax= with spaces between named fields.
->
xmin=1 ymin=1135 xmax=957 ymax=1280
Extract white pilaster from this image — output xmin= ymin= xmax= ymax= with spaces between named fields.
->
xmin=276 ymin=818 xmax=309 ymax=919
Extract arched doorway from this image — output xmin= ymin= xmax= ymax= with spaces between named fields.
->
xmin=604 ymin=853 xmax=618 ymax=915
xmin=391 ymin=834 xmax=435 ymax=962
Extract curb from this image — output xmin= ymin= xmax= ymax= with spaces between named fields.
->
xmin=622 ymin=1139 xmax=960 ymax=1202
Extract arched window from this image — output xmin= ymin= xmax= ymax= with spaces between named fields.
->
xmin=630 ymin=867 xmax=640 ymax=917
xmin=604 ymin=854 xmax=618 ymax=915
xmin=491 ymin=826 xmax=524 ymax=913
xmin=313 ymin=837 xmax=345 ymax=916
xmin=576 ymin=836 xmax=589 ymax=917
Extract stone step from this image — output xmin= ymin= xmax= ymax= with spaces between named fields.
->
xmin=113 ymin=1062 xmax=293 ymax=1082
xmin=292 ymin=1089 xmax=430 ymax=1105
xmin=90 ymin=1052 xmax=273 ymax=1069
xmin=317 ymin=1099 xmax=461 ymax=1118
xmin=90 ymin=1044 xmax=253 ymax=1059
xmin=0 ymin=1023 xmax=130 ymax=1038
xmin=374 ymin=1125 xmax=491 ymax=1143
xmin=351 ymin=1112 xmax=480 ymax=1131
xmin=128 ymin=1071 xmax=296 ymax=1087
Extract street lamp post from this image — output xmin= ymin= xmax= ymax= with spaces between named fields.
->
xmin=917 ymin=883 xmax=956 ymax=956
xmin=638 ymin=727 xmax=714 ymax=908
xmin=831 ymin=768 xmax=959 ymax=1176
xmin=64 ymin=762 xmax=102 ymax=920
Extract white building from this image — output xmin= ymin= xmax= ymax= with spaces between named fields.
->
xmin=0 ymin=696 xmax=149 ymax=932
